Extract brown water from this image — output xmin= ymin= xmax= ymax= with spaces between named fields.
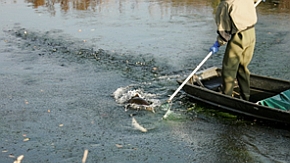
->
xmin=0 ymin=0 xmax=290 ymax=163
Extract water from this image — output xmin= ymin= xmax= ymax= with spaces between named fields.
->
xmin=0 ymin=0 xmax=290 ymax=163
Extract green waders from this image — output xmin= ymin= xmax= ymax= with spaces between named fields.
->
xmin=222 ymin=27 xmax=256 ymax=101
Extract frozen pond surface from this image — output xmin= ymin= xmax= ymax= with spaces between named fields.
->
xmin=0 ymin=0 xmax=290 ymax=162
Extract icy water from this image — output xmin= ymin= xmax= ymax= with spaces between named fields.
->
xmin=0 ymin=0 xmax=290 ymax=163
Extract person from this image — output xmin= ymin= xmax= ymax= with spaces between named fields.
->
xmin=210 ymin=0 xmax=258 ymax=101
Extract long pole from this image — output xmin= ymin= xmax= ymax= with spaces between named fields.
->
xmin=167 ymin=51 xmax=213 ymax=103
xmin=163 ymin=51 xmax=213 ymax=119
xmin=254 ymin=0 xmax=263 ymax=8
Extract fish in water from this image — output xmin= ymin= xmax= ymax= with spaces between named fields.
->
xmin=132 ymin=117 xmax=147 ymax=132
xmin=126 ymin=94 xmax=155 ymax=113
xmin=127 ymin=94 xmax=150 ymax=105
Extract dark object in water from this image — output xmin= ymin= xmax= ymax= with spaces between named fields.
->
xmin=126 ymin=94 xmax=155 ymax=113
xmin=127 ymin=94 xmax=150 ymax=105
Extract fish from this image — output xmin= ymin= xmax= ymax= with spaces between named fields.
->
xmin=127 ymin=94 xmax=151 ymax=105
xmin=126 ymin=94 xmax=155 ymax=113
xmin=132 ymin=117 xmax=147 ymax=132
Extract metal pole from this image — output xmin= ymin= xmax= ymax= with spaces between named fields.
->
xmin=254 ymin=0 xmax=265 ymax=8
xmin=167 ymin=51 xmax=213 ymax=103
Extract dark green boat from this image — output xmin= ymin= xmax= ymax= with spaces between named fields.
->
xmin=177 ymin=67 xmax=290 ymax=124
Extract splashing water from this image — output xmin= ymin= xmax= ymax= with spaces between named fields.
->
xmin=113 ymin=84 xmax=162 ymax=112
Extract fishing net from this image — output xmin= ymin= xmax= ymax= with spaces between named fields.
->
xmin=258 ymin=89 xmax=290 ymax=111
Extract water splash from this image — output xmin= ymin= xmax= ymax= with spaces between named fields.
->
xmin=113 ymin=84 xmax=161 ymax=113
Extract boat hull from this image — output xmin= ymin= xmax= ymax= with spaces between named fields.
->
xmin=177 ymin=67 xmax=290 ymax=124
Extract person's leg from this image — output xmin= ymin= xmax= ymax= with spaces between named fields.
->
xmin=236 ymin=28 xmax=256 ymax=101
xmin=237 ymin=64 xmax=251 ymax=100
xmin=222 ymin=39 xmax=242 ymax=96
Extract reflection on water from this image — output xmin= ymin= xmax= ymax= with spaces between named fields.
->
xmin=22 ymin=0 xmax=217 ymax=17
xmin=25 ymin=0 xmax=216 ymax=10
xmin=260 ymin=0 xmax=290 ymax=14
xmin=20 ymin=0 xmax=290 ymax=16
xmin=272 ymin=0 xmax=290 ymax=9
xmin=25 ymin=0 xmax=100 ymax=15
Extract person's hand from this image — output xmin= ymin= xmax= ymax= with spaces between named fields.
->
xmin=209 ymin=41 xmax=220 ymax=54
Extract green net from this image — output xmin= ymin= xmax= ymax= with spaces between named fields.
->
xmin=258 ymin=89 xmax=290 ymax=111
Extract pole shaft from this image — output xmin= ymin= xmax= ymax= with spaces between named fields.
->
xmin=167 ymin=51 xmax=213 ymax=102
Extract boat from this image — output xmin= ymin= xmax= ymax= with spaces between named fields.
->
xmin=177 ymin=67 xmax=290 ymax=124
